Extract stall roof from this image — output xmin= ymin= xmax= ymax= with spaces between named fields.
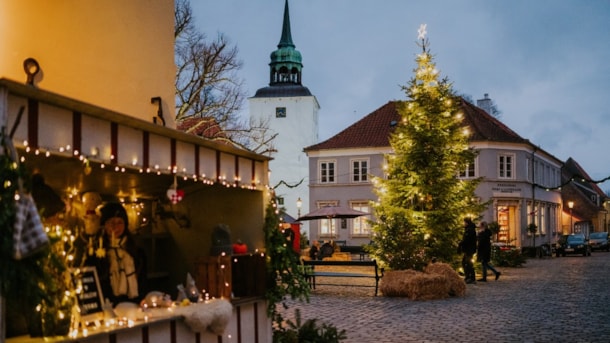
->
xmin=1 ymin=78 xmax=270 ymax=200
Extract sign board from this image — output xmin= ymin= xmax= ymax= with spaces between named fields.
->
xmin=72 ymin=267 xmax=105 ymax=323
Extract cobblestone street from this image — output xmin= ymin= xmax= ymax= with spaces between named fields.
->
xmin=278 ymin=253 xmax=610 ymax=342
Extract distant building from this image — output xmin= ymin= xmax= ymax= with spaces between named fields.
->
xmin=304 ymin=97 xmax=567 ymax=249
xmin=249 ymin=0 xmax=319 ymax=221
xmin=561 ymin=158 xmax=608 ymax=235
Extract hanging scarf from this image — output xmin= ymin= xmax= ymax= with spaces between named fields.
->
xmin=107 ymin=236 xmax=139 ymax=299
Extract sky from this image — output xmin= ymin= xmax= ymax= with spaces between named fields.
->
xmin=192 ymin=0 xmax=610 ymax=190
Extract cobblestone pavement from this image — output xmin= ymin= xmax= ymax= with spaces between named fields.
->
xmin=278 ymin=252 xmax=610 ymax=342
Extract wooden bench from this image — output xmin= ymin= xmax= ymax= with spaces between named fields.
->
xmin=302 ymin=259 xmax=384 ymax=296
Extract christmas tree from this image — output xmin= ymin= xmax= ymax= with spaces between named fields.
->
xmin=369 ymin=25 xmax=484 ymax=271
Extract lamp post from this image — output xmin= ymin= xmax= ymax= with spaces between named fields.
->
xmin=296 ymin=197 xmax=302 ymax=218
xmin=568 ymin=201 xmax=574 ymax=233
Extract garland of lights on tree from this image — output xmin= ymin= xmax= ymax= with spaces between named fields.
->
xmin=368 ymin=25 xmax=485 ymax=271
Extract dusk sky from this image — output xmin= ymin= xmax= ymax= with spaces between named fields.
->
xmin=193 ymin=1 xmax=610 ymax=190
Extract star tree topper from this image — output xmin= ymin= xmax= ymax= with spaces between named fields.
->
xmin=417 ymin=23 xmax=429 ymax=52
xmin=417 ymin=24 xmax=427 ymax=40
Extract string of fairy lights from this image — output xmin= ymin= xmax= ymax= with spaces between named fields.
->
xmin=534 ymin=174 xmax=610 ymax=193
xmin=17 ymin=139 xmax=268 ymax=199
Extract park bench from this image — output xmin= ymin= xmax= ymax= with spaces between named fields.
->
xmin=302 ymin=259 xmax=384 ymax=296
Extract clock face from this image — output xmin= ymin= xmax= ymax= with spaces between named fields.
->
xmin=275 ymin=107 xmax=286 ymax=118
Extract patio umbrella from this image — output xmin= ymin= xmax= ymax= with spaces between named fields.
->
xmin=298 ymin=205 xmax=368 ymax=236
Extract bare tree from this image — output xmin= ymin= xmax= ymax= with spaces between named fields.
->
xmin=174 ymin=0 xmax=275 ymax=154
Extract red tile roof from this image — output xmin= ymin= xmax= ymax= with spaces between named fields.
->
xmin=304 ymin=98 xmax=528 ymax=151
xmin=177 ymin=116 xmax=228 ymax=140
xmin=563 ymin=157 xmax=606 ymax=196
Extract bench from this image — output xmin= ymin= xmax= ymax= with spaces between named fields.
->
xmin=302 ymin=259 xmax=384 ymax=296
xmin=340 ymin=245 xmax=368 ymax=260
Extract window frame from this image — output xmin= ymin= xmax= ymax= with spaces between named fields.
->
xmin=459 ymin=157 xmax=477 ymax=179
xmin=498 ymin=153 xmax=515 ymax=180
xmin=317 ymin=201 xmax=338 ymax=237
xmin=319 ymin=160 xmax=336 ymax=184
xmin=351 ymin=158 xmax=369 ymax=183
xmin=350 ymin=201 xmax=371 ymax=237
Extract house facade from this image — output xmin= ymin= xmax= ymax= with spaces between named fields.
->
xmin=561 ymin=157 xmax=609 ymax=236
xmin=304 ymin=97 xmax=567 ymax=249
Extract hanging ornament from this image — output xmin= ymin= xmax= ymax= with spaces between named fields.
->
xmin=167 ymin=175 xmax=184 ymax=204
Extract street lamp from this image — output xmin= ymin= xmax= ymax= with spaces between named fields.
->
xmin=568 ymin=201 xmax=574 ymax=233
xmin=296 ymin=197 xmax=302 ymax=218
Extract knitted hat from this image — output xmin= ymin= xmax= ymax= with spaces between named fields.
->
xmin=99 ymin=202 xmax=129 ymax=231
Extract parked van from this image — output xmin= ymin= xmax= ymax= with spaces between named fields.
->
xmin=589 ymin=232 xmax=609 ymax=252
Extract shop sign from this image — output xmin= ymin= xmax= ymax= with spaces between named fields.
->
xmin=492 ymin=183 xmax=522 ymax=197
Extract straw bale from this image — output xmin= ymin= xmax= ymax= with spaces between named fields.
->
xmin=380 ymin=263 xmax=466 ymax=300
xmin=424 ymin=262 xmax=466 ymax=297
xmin=379 ymin=269 xmax=422 ymax=297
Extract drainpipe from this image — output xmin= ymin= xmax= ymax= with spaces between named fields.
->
xmin=531 ymin=146 xmax=537 ymax=248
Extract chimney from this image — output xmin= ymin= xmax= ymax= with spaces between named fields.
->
xmin=477 ymin=93 xmax=493 ymax=115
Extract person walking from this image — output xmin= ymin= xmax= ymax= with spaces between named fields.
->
xmin=477 ymin=221 xmax=501 ymax=282
xmin=459 ymin=217 xmax=478 ymax=284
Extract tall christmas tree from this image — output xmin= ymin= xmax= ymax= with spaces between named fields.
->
xmin=369 ymin=25 xmax=484 ymax=271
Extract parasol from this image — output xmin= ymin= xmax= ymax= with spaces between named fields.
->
xmin=298 ymin=205 xmax=368 ymax=236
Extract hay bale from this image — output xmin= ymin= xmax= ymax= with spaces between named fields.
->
xmin=380 ymin=263 xmax=467 ymax=300
xmin=405 ymin=273 xmax=450 ymax=300
xmin=424 ymin=262 xmax=466 ymax=297
xmin=379 ymin=270 xmax=421 ymax=297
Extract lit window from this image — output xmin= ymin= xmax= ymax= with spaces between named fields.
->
xmin=351 ymin=202 xmax=370 ymax=236
xmin=318 ymin=201 xmax=337 ymax=237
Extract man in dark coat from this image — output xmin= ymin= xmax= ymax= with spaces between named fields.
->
xmin=477 ymin=221 xmax=501 ymax=281
xmin=459 ymin=218 xmax=477 ymax=284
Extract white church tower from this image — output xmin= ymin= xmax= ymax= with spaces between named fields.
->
xmin=249 ymin=0 xmax=319 ymax=221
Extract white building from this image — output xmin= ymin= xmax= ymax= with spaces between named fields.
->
xmin=304 ymin=97 xmax=566 ymax=249
xmin=249 ymin=0 xmax=319 ymax=222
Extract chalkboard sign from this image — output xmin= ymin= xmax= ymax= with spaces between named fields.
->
xmin=72 ymin=267 xmax=105 ymax=323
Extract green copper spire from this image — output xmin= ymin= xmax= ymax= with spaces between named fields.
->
xmin=278 ymin=0 xmax=294 ymax=49
xmin=269 ymin=0 xmax=303 ymax=86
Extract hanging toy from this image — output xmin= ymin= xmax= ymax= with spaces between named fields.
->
xmin=167 ymin=175 xmax=184 ymax=204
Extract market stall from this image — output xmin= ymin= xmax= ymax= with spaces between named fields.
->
xmin=1 ymin=78 xmax=272 ymax=342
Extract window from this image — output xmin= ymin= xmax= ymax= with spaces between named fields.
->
xmin=352 ymin=159 xmax=368 ymax=182
xmin=498 ymin=153 xmax=514 ymax=179
xmin=351 ymin=202 xmax=370 ymax=236
xmin=459 ymin=159 xmax=476 ymax=178
xmin=317 ymin=201 xmax=337 ymax=237
xmin=319 ymin=161 xmax=335 ymax=183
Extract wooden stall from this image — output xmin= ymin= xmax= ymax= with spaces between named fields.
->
xmin=1 ymin=78 xmax=272 ymax=342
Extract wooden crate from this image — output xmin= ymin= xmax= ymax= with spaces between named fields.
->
xmin=195 ymin=255 xmax=232 ymax=299
xmin=231 ymin=254 xmax=267 ymax=297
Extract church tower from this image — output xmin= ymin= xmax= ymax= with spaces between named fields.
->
xmin=249 ymin=0 xmax=319 ymax=221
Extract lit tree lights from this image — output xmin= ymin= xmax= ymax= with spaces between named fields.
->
xmin=369 ymin=25 xmax=485 ymax=271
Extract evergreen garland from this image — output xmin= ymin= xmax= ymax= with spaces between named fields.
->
xmin=0 ymin=130 xmax=61 ymax=335
xmin=263 ymin=190 xmax=310 ymax=329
